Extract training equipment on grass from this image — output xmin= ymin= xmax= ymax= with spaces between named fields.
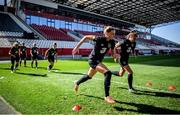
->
xmin=168 ymin=85 xmax=176 ymax=91
xmin=72 ymin=105 xmax=81 ymax=111
xmin=146 ymin=81 xmax=152 ymax=87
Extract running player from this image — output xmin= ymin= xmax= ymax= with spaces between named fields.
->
xmin=9 ymin=42 xmax=20 ymax=73
xmin=44 ymin=43 xmax=57 ymax=71
xmin=112 ymin=31 xmax=137 ymax=92
xmin=30 ymin=43 xmax=38 ymax=68
xmin=72 ymin=26 xmax=117 ymax=104
xmin=20 ymin=43 xmax=27 ymax=67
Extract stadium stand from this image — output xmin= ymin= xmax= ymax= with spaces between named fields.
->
xmin=0 ymin=31 xmax=23 ymax=38
xmin=31 ymin=24 xmax=75 ymax=41
xmin=0 ymin=13 xmax=23 ymax=32
xmin=0 ymin=0 xmax=180 ymax=60
xmin=0 ymin=38 xmax=11 ymax=47
xmin=15 ymin=39 xmax=93 ymax=49
xmin=75 ymin=30 xmax=103 ymax=36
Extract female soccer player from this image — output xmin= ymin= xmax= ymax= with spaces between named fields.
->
xmin=9 ymin=42 xmax=20 ymax=73
xmin=20 ymin=42 xmax=27 ymax=67
xmin=44 ymin=43 xmax=57 ymax=71
xmin=112 ymin=31 xmax=137 ymax=92
xmin=72 ymin=26 xmax=117 ymax=104
xmin=30 ymin=43 xmax=39 ymax=68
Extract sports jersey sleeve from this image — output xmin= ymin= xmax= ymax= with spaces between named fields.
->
xmin=93 ymin=36 xmax=101 ymax=42
xmin=119 ymin=40 xmax=126 ymax=47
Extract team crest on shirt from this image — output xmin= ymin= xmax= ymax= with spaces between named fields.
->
xmin=101 ymin=44 xmax=104 ymax=46
xmin=126 ymin=44 xmax=129 ymax=47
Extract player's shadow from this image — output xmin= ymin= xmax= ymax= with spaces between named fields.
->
xmin=25 ymin=66 xmax=61 ymax=71
xmin=15 ymin=72 xmax=47 ymax=77
xmin=51 ymin=71 xmax=85 ymax=75
xmin=114 ymin=100 xmax=180 ymax=114
xmin=80 ymin=94 xmax=104 ymax=100
xmin=81 ymin=94 xmax=180 ymax=114
xmin=117 ymin=86 xmax=180 ymax=99
xmin=0 ymin=67 xmax=19 ymax=71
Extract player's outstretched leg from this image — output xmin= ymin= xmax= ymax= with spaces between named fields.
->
xmin=112 ymin=67 xmax=125 ymax=77
xmin=31 ymin=60 xmax=34 ymax=68
xmin=104 ymin=71 xmax=115 ymax=104
xmin=123 ymin=65 xmax=136 ymax=92
xmin=20 ymin=59 xmax=22 ymax=66
xmin=24 ymin=59 xmax=26 ymax=67
xmin=11 ymin=60 xmax=15 ymax=73
xmin=95 ymin=63 xmax=116 ymax=104
xmin=35 ymin=60 xmax=38 ymax=68
xmin=74 ymin=67 xmax=95 ymax=93
xmin=74 ymin=74 xmax=92 ymax=93
xmin=14 ymin=61 xmax=19 ymax=72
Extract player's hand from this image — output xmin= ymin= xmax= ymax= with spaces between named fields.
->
xmin=72 ymin=47 xmax=79 ymax=55
xmin=114 ymin=54 xmax=120 ymax=63
xmin=114 ymin=57 xmax=119 ymax=63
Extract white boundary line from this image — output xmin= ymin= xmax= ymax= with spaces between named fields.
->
xmin=0 ymin=96 xmax=21 ymax=114
xmin=49 ymin=72 xmax=180 ymax=95
xmin=93 ymin=77 xmax=180 ymax=94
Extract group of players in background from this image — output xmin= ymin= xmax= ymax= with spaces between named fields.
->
xmin=9 ymin=26 xmax=137 ymax=104
xmin=9 ymin=42 xmax=58 ymax=73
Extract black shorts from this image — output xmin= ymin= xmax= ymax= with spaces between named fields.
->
xmin=119 ymin=57 xmax=129 ymax=67
xmin=88 ymin=59 xmax=101 ymax=69
xmin=11 ymin=56 xmax=20 ymax=63
xmin=48 ymin=57 xmax=55 ymax=62
xmin=20 ymin=54 xmax=26 ymax=59
xmin=32 ymin=55 xmax=38 ymax=60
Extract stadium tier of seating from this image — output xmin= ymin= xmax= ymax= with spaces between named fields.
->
xmin=0 ymin=38 xmax=12 ymax=47
xmin=75 ymin=30 xmax=103 ymax=36
xmin=31 ymin=24 xmax=75 ymax=41
xmin=0 ymin=31 xmax=23 ymax=37
xmin=15 ymin=39 xmax=93 ymax=49
xmin=138 ymin=38 xmax=161 ymax=45
xmin=0 ymin=13 xmax=24 ymax=32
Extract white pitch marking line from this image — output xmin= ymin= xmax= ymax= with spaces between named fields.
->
xmin=93 ymin=77 xmax=179 ymax=94
xmin=47 ymin=70 xmax=180 ymax=95
xmin=0 ymin=76 xmax=4 ymax=79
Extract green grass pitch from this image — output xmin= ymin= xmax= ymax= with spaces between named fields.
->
xmin=0 ymin=55 xmax=180 ymax=114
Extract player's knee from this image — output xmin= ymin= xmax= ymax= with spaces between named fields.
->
xmin=104 ymin=71 xmax=112 ymax=77
xmin=119 ymin=73 xmax=123 ymax=77
xmin=128 ymin=73 xmax=133 ymax=77
xmin=128 ymin=71 xmax=133 ymax=75
xmin=87 ymin=75 xmax=92 ymax=79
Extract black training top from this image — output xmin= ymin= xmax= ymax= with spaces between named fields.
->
xmin=31 ymin=47 xmax=38 ymax=55
xmin=47 ymin=48 xmax=57 ymax=57
xmin=89 ymin=36 xmax=115 ymax=62
xmin=119 ymin=39 xmax=136 ymax=58
xmin=10 ymin=47 xmax=19 ymax=57
xmin=20 ymin=46 xmax=26 ymax=55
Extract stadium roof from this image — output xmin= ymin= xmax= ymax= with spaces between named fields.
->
xmin=49 ymin=0 xmax=180 ymax=27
